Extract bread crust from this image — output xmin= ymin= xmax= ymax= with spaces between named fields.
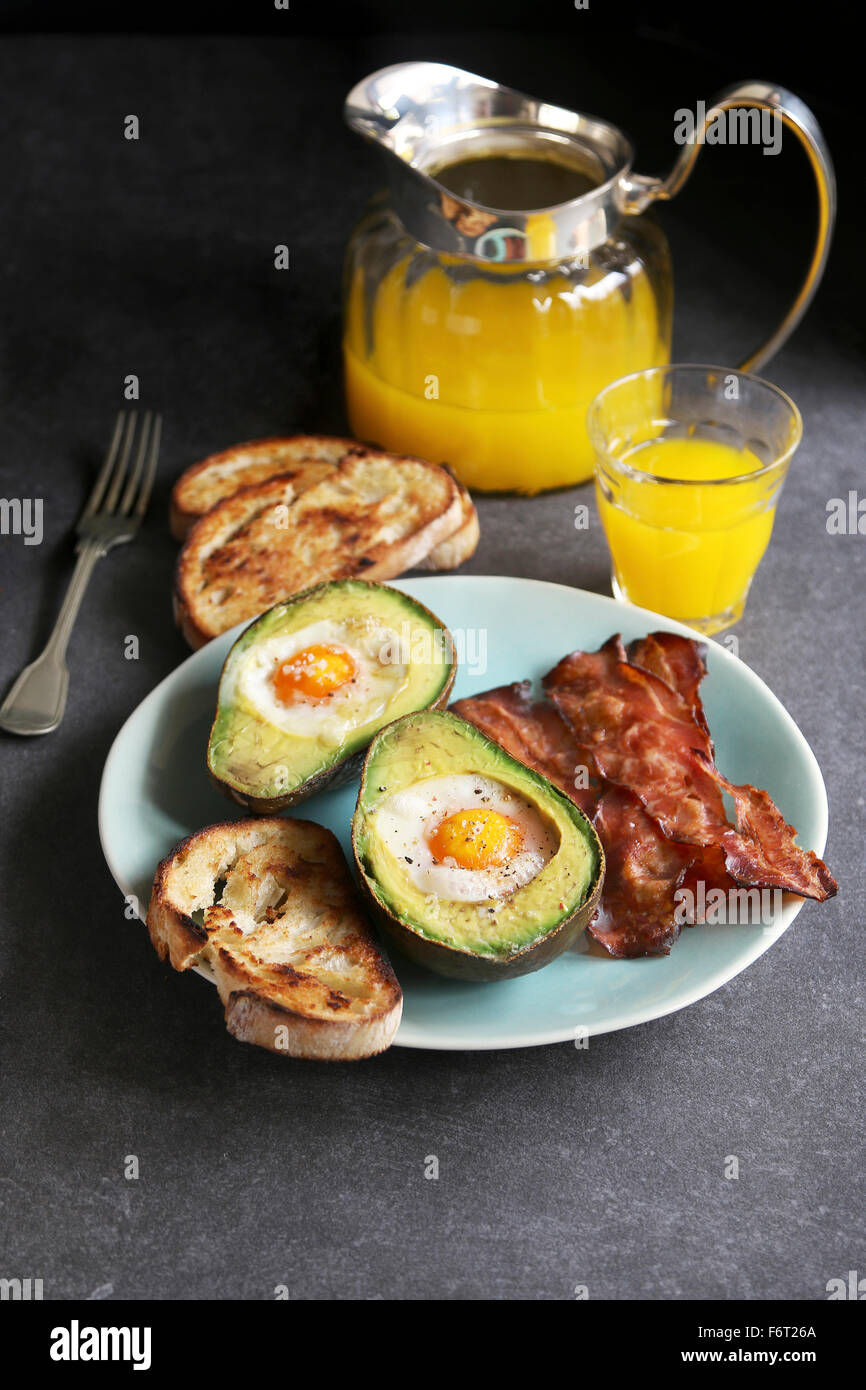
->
xmin=420 ymin=482 xmax=481 ymax=571
xmin=223 ymin=990 xmax=399 ymax=1061
xmin=145 ymin=817 xmax=403 ymax=1060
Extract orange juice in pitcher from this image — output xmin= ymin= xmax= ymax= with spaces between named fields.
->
xmin=342 ymin=64 xmax=834 ymax=493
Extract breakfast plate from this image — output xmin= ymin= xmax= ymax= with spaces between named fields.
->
xmin=98 ymin=575 xmax=830 ymax=1051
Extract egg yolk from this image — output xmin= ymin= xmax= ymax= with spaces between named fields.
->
xmin=272 ymin=644 xmax=356 ymax=703
xmin=428 ymin=808 xmax=523 ymax=870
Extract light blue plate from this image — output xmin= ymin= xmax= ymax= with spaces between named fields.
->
xmin=98 ymin=576 xmax=830 ymax=1051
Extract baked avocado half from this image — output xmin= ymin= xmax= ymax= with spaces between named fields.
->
xmin=352 ymin=710 xmax=604 ymax=981
xmin=207 ymin=581 xmax=456 ymax=812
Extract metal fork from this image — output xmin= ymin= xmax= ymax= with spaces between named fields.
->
xmin=0 ymin=411 xmax=162 ymax=736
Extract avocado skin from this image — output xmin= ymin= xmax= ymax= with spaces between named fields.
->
xmin=351 ymin=710 xmax=606 ymax=982
xmin=357 ymin=870 xmax=604 ymax=982
xmin=207 ymin=581 xmax=456 ymax=814
xmin=207 ymin=743 xmax=369 ymax=814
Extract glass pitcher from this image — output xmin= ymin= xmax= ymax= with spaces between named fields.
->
xmin=342 ymin=63 xmax=835 ymax=493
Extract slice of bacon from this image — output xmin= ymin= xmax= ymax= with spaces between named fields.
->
xmin=452 ymin=679 xmax=708 ymax=957
xmin=451 ymin=681 xmax=602 ymax=817
xmin=545 ymin=642 xmax=836 ymax=903
xmin=694 ymin=752 xmax=838 ymax=900
xmin=590 ymin=788 xmax=692 ymax=957
xmin=677 ymin=845 xmax=737 ymax=921
xmin=628 ymin=631 xmax=711 ymax=736
xmin=544 ymin=638 xmax=729 ymax=845
xmin=627 ymin=637 xmax=835 ymax=899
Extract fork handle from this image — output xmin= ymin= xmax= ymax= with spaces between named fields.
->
xmin=0 ymin=541 xmax=102 ymax=735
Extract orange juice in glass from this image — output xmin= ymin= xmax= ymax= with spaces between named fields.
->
xmin=589 ymin=365 xmax=802 ymax=634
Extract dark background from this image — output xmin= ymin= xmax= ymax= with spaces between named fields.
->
xmin=0 ymin=1 xmax=863 ymax=1301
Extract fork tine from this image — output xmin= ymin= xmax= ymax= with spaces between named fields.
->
xmin=103 ymin=412 xmax=138 ymax=514
xmin=81 ymin=412 xmax=126 ymax=519
xmin=120 ymin=410 xmax=152 ymax=515
xmin=134 ymin=412 xmax=161 ymax=518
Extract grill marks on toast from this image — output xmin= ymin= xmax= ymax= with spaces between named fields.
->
xmin=169 ymin=435 xmax=359 ymax=540
xmin=175 ymin=450 xmax=468 ymax=647
xmin=146 ymin=818 xmax=403 ymax=1060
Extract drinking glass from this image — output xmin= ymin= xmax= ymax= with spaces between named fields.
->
xmin=588 ymin=364 xmax=802 ymax=634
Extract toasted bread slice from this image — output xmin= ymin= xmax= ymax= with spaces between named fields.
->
xmin=174 ymin=449 xmax=465 ymax=647
xmin=171 ymin=436 xmax=479 ymax=567
xmin=146 ymin=818 xmax=402 ymax=1060
xmin=421 ymin=482 xmax=480 ymax=570
xmin=169 ymin=436 xmax=358 ymax=540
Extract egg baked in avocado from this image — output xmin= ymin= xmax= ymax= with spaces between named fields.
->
xmin=207 ymin=580 xmax=456 ymax=812
xmin=352 ymin=710 xmax=605 ymax=980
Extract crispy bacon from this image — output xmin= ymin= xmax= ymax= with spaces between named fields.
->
xmin=451 ymin=681 xmax=602 ymax=817
xmin=694 ymin=752 xmax=838 ymax=900
xmin=545 ymin=642 xmax=836 ymax=903
xmin=590 ymin=788 xmax=692 ymax=957
xmin=628 ymin=631 xmax=711 ymax=736
xmin=452 ymin=678 xmax=701 ymax=957
xmin=544 ymin=639 xmax=729 ymax=844
xmin=677 ymin=845 xmax=737 ymax=920
xmin=626 ymin=634 xmax=736 ymax=914
xmin=452 ymin=628 xmax=835 ymax=958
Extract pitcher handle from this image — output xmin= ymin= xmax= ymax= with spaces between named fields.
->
xmin=622 ymin=81 xmax=836 ymax=372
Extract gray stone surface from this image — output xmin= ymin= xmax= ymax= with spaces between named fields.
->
xmin=0 ymin=33 xmax=862 ymax=1301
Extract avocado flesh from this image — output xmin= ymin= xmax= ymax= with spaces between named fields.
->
xmin=207 ymin=581 xmax=456 ymax=811
xmin=353 ymin=710 xmax=604 ymax=976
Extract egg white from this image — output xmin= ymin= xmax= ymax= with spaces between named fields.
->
xmin=235 ymin=617 xmax=409 ymax=745
xmin=373 ymin=774 xmax=557 ymax=902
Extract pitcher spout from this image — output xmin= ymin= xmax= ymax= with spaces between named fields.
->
xmin=344 ymin=61 xmax=634 ymax=263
